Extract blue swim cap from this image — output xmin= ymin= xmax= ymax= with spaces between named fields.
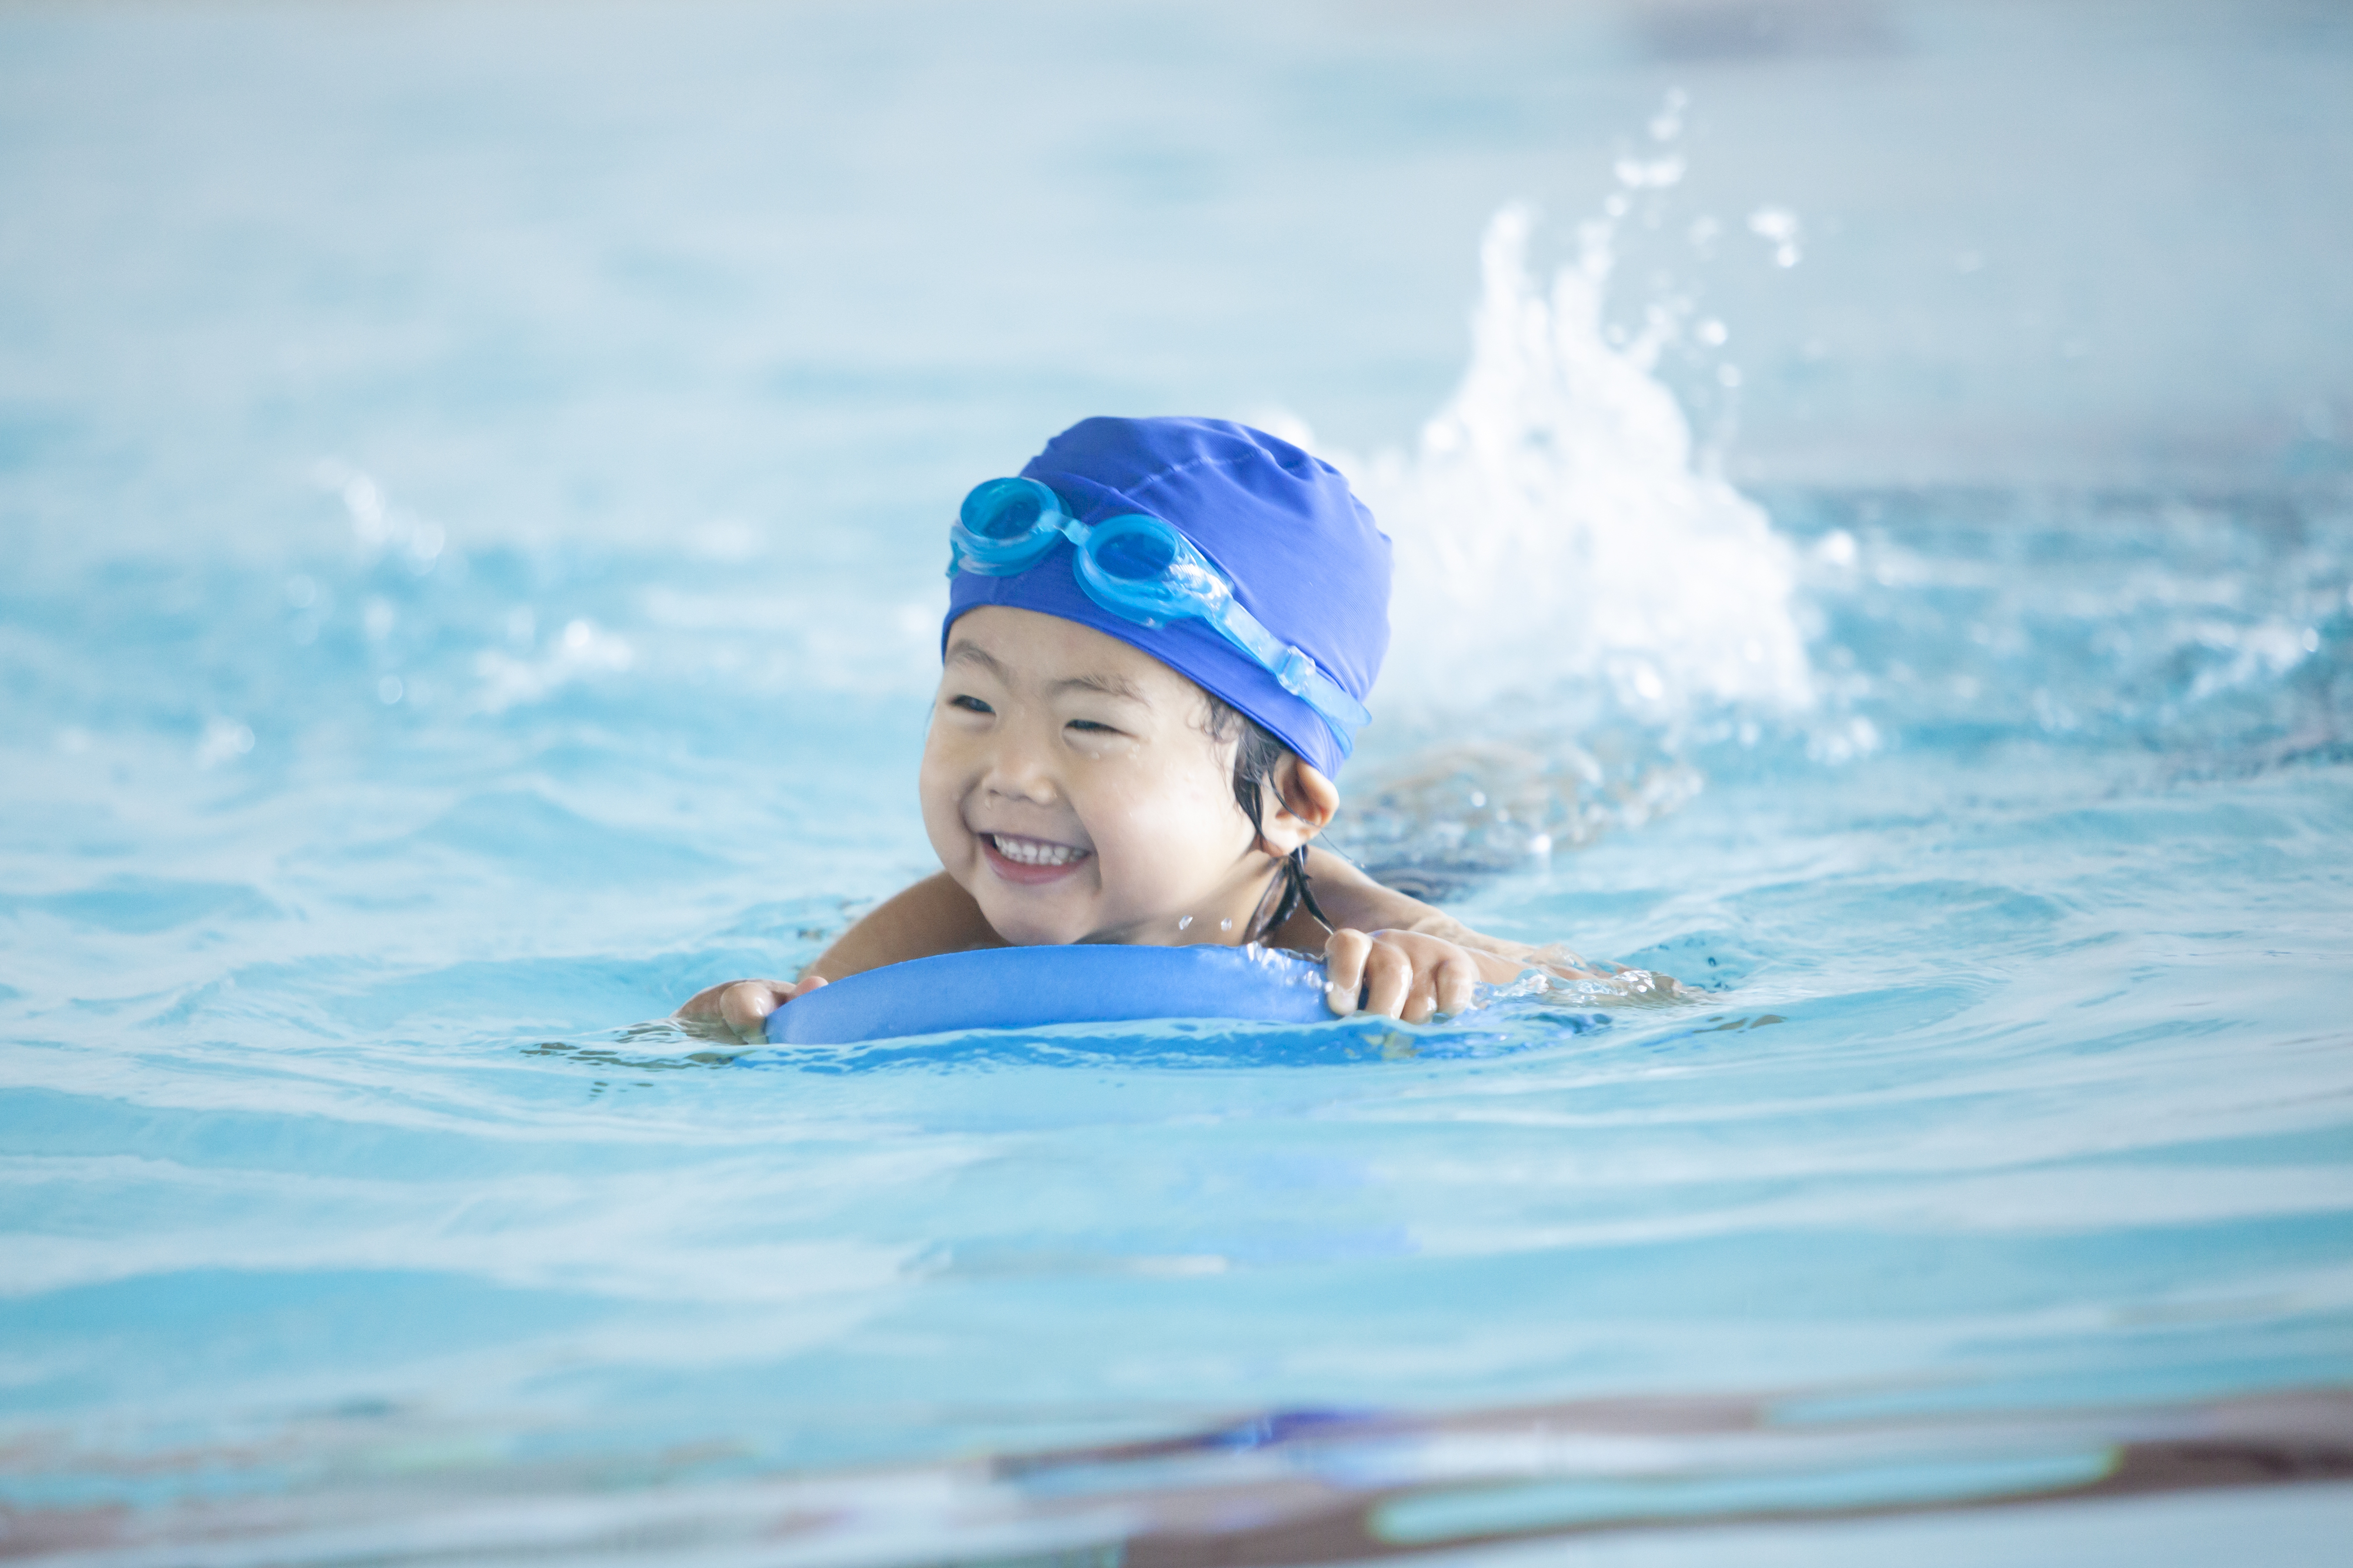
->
xmin=944 ymin=416 xmax=1391 ymax=776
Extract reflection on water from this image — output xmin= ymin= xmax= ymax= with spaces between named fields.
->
xmin=11 ymin=1389 xmax=2350 ymax=1563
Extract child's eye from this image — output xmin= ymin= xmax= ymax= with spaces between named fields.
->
xmin=948 ymin=694 xmax=994 ymax=715
xmin=1066 ymin=719 xmax=1119 ymax=735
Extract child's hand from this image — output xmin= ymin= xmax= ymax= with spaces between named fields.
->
xmin=674 ymin=975 xmax=828 ymax=1044
xmin=1321 ymin=928 xmax=1521 ymax=1024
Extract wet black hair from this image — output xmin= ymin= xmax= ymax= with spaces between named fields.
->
xmin=1203 ymin=694 xmax=1333 ymax=945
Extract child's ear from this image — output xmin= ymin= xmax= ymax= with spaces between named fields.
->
xmin=1260 ymin=756 xmax=1339 ymax=853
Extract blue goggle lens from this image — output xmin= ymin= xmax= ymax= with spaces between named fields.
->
xmin=1089 ymin=526 xmax=1176 ymax=582
xmin=961 ymin=476 xmax=1060 ymax=542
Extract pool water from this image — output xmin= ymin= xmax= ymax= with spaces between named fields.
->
xmin=4 ymin=2 xmax=2351 ymax=1563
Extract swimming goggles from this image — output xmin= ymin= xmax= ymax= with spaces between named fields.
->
xmin=948 ymin=476 xmax=1370 ymax=756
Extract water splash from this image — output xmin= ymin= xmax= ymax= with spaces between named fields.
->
xmin=1321 ymin=205 xmax=1812 ymax=728
xmin=1292 ymin=186 xmax=1815 ymax=888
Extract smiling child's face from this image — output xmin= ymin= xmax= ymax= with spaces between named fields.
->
xmin=921 ymin=605 xmax=1283 ymax=947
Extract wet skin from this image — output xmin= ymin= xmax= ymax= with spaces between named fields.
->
xmin=921 ymin=606 xmax=1301 ymax=948
xmin=676 ymin=609 xmax=1623 ymax=1041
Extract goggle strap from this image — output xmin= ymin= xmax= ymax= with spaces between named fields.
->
xmin=1206 ymin=598 xmax=1369 ymax=755
xmin=949 ymin=477 xmax=1370 ymax=757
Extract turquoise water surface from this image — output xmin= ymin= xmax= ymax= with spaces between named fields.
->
xmin=4 ymin=2 xmax=2351 ymax=1563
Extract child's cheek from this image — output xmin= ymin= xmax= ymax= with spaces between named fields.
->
xmin=1096 ymin=777 xmax=1192 ymax=886
xmin=915 ymin=740 xmax=979 ymax=869
xmin=1071 ymin=731 xmax=1141 ymax=766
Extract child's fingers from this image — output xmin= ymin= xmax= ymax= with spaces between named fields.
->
xmin=1322 ymin=929 xmax=1372 ymax=1016
xmin=1399 ymin=969 xmax=1441 ymax=1025
xmin=676 ymin=976 xmax=826 ymax=1043
xmin=1361 ymin=943 xmax=1415 ymax=1020
xmin=717 ymin=980 xmax=790 ymax=1042
xmin=1433 ymin=954 xmax=1478 ymax=1019
xmin=674 ymin=981 xmax=731 ymax=1020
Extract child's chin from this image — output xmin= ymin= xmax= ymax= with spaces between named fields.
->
xmin=978 ymin=900 xmax=1089 ymax=949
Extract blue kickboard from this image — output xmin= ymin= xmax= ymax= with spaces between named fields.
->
xmin=765 ymin=943 xmax=1334 ymax=1045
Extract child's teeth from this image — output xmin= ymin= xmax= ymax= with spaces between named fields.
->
xmin=992 ymin=835 xmax=1082 ymax=866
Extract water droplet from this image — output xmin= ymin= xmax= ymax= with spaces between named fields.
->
xmin=342 ymin=475 xmax=384 ymax=525
xmin=1748 ymin=207 xmax=1802 ymax=266
xmin=1612 ymin=154 xmax=1685 ymax=189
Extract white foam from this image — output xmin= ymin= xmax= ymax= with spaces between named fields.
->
xmin=1299 ymin=203 xmax=1814 ymax=729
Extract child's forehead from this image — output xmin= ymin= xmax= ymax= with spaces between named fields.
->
xmin=945 ymin=605 xmax=1198 ymax=702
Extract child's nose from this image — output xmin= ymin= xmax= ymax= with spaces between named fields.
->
xmin=981 ymin=728 xmax=1059 ymax=802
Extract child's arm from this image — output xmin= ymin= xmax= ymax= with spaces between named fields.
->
xmin=678 ymin=853 xmax=1671 ymax=1042
xmin=1278 ymin=849 xmax=1644 ymax=1022
xmin=1295 ymin=849 xmax=1576 ymax=963
xmin=805 ymin=872 xmax=1006 ymax=982
xmin=674 ymin=872 xmax=999 ymax=1042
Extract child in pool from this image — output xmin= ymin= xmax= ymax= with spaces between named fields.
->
xmin=681 ymin=416 xmax=1648 ymax=1042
